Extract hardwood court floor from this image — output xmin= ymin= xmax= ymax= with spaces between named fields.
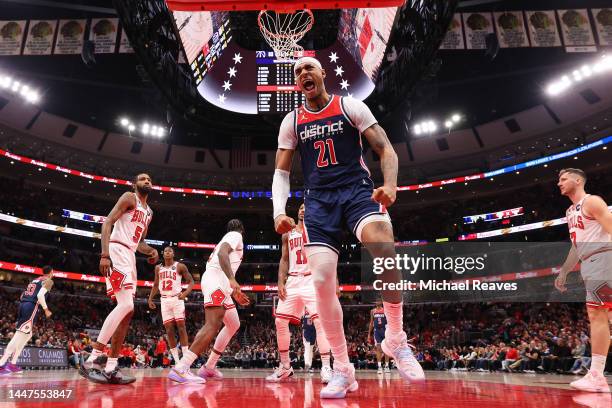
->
xmin=1 ymin=369 xmax=610 ymax=408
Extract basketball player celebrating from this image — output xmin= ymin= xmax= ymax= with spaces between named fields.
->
xmin=555 ymin=168 xmax=612 ymax=393
xmin=148 ymin=246 xmax=194 ymax=365
xmin=0 ymin=266 xmax=53 ymax=375
xmin=168 ymin=219 xmax=250 ymax=384
xmin=266 ymin=203 xmax=333 ymax=383
xmin=81 ymin=173 xmax=158 ymax=384
xmin=272 ymin=56 xmax=424 ymax=398
xmin=368 ymin=299 xmax=390 ymax=374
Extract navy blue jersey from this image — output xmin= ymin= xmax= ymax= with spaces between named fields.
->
xmin=20 ymin=278 xmax=45 ymax=304
xmin=295 ymin=95 xmax=371 ymax=190
xmin=302 ymin=315 xmax=316 ymax=344
xmin=372 ymin=308 xmax=387 ymax=332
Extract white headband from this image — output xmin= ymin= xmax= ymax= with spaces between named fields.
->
xmin=293 ymin=57 xmax=322 ymax=75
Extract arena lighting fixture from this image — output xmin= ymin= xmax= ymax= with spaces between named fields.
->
xmin=412 ymin=120 xmax=437 ymax=135
xmin=0 ymin=72 xmax=41 ymax=104
xmin=118 ymin=117 xmax=166 ymax=138
xmin=546 ymin=54 xmax=612 ymax=96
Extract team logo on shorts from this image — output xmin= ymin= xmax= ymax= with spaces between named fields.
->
xmin=211 ymin=289 xmax=226 ymax=306
xmin=592 ymin=282 xmax=612 ymax=304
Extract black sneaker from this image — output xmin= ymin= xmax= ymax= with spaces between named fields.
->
xmin=79 ymin=354 xmax=108 ymax=379
xmin=88 ymin=368 xmax=136 ymax=385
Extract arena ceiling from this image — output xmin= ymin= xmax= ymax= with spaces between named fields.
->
xmin=1 ymin=0 xmax=611 ymax=151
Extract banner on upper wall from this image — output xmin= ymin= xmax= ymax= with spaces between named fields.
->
xmin=525 ymin=10 xmax=562 ymax=47
xmin=494 ymin=11 xmax=529 ymax=48
xmin=439 ymin=14 xmax=465 ymax=50
xmin=118 ymin=28 xmax=134 ymax=53
xmin=53 ymin=19 xmax=86 ymax=55
xmin=592 ymin=8 xmax=612 ymax=46
xmin=0 ymin=20 xmax=26 ymax=55
xmin=90 ymin=18 xmax=119 ymax=54
xmin=557 ymin=9 xmax=596 ymax=52
xmin=462 ymin=12 xmax=494 ymax=50
xmin=23 ymin=20 xmax=57 ymax=55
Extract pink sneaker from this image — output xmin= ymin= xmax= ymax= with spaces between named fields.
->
xmin=570 ymin=371 xmax=611 ymax=393
xmin=198 ymin=366 xmax=223 ymax=380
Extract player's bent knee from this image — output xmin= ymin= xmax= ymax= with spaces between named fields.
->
xmin=275 ymin=317 xmax=289 ymax=330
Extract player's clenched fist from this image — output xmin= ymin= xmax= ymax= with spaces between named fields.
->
xmin=274 ymin=215 xmax=296 ymax=234
xmin=371 ymin=185 xmax=396 ymax=207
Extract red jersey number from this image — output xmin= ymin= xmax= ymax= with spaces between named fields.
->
xmin=133 ymin=226 xmax=143 ymax=243
xmin=296 ymin=249 xmax=307 ymax=265
xmin=314 ymin=139 xmax=339 ymax=168
xmin=162 ymin=280 xmax=172 ymax=292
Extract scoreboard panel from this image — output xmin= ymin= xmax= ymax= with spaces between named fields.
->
xmin=256 ymin=51 xmax=315 ymax=114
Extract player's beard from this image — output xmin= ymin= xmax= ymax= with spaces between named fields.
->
xmin=135 ymin=184 xmax=151 ymax=196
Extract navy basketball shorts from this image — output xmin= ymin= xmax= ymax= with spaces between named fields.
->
xmin=303 ymin=179 xmax=391 ymax=253
xmin=374 ymin=329 xmax=385 ymax=345
xmin=303 ymin=327 xmax=317 ymax=344
xmin=16 ymin=301 xmax=39 ymax=334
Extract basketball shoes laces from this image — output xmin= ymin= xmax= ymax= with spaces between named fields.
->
xmin=320 ymin=365 xmax=358 ymax=399
xmin=381 ymin=335 xmax=425 ymax=382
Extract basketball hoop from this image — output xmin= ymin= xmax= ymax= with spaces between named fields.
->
xmin=257 ymin=9 xmax=314 ymax=61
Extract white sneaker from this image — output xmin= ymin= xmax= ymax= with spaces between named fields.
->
xmin=381 ymin=337 xmax=425 ymax=383
xmin=320 ymin=365 xmax=358 ymax=399
xmin=320 ymin=366 xmax=333 ymax=384
xmin=384 ymin=365 xmax=390 ymax=373
xmin=266 ymin=365 xmax=294 ymax=382
xmin=167 ymin=366 xmax=206 ymax=384
xmin=570 ymin=371 xmax=611 ymax=393
xmin=377 ymin=366 xmax=383 ymax=375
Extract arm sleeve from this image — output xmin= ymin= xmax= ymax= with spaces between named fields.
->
xmin=278 ymin=111 xmax=298 ymax=150
xmin=37 ymin=287 xmax=49 ymax=310
xmin=342 ymin=97 xmax=378 ymax=133
xmin=272 ymin=169 xmax=290 ymax=219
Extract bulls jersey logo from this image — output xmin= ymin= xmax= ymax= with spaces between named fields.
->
xmin=210 ymin=289 xmax=226 ymax=306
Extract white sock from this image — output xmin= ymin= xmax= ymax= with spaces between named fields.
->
xmin=321 ymin=352 xmax=331 ymax=368
xmin=591 ymin=354 xmax=607 ymax=376
xmin=86 ymin=348 xmax=103 ymax=364
xmin=383 ymin=301 xmax=406 ymax=344
xmin=177 ymin=350 xmax=198 ymax=371
xmin=11 ymin=332 xmax=31 ymax=364
xmin=104 ymin=357 xmax=118 ymax=373
xmin=170 ymin=348 xmax=180 ymax=363
xmin=0 ymin=332 xmax=21 ymax=365
xmin=181 ymin=346 xmax=189 ymax=357
xmin=306 ymin=247 xmax=351 ymax=370
xmin=378 ymin=361 xmax=382 ymax=368
xmin=304 ymin=342 xmax=313 ymax=368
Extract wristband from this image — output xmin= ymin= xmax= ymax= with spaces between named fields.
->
xmin=100 ymin=254 xmax=111 ymax=260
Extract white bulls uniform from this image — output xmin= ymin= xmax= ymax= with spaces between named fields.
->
xmin=275 ymin=228 xmax=319 ymax=322
xmin=159 ymin=262 xmax=186 ymax=325
xmin=202 ymin=231 xmax=243 ymax=310
xmin=106 ymin=193 xmax=152 ymax=298
xmin=566 ymin=194 xmax=612 ymax=308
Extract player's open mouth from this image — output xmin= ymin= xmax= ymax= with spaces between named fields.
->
xmin=303 ymin=80 xmax=315 ymax=91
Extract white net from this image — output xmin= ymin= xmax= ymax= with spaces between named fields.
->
xmin=257 ymin=9 xmax=314 ymax=61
